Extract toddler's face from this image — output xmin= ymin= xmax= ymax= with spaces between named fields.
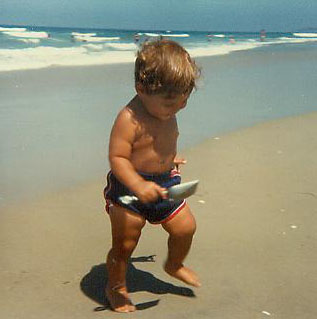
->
xmin=140 ymin=93 xmax=188 ymax=121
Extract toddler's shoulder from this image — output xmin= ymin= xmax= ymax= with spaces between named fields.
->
xmin=112 ymin=106 xmax=140 ymax=134
xmin=115 ymin=105 xmax=135 ymax=123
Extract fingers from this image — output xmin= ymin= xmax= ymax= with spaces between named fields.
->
xmin=135 ymin=181 xmax=167 ymax=203
xmin=174 ymin=157 xmax=187 ymax=165
xmin=156 ymin=185 xmax=168 ymax=200
xmin=174 ymin=156 xmax=187 ymax=172
xmin=147 ymin=183 xmax=167 ymax=201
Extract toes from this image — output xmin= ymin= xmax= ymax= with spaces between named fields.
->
xmin=106 ymin=286 xmax=136 ymax=313
xmin=128 ymin=303 xmax=136 ymax=312
xmin=164 ymin=264 xmax=201 ymax=287
xmin=114 ymin=301 xmax=135 ymax=313
xmin=114 ymin=305 xmax=130 ymax=313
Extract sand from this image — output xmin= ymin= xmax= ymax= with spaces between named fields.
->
xmin=1 ymin=111 xmax=317 ymax=319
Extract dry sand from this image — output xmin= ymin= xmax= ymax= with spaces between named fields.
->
xmin=1 ymin=112 xmax=317 ymax=319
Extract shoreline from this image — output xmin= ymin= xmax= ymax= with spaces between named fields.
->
xmin=0 ymin=40 xmax=316 ymax=73
xmin=1 ymin=111 xmax=317 ymax=318
xmin=1 ymin=110 xmax=316 ymax=211
xmin=0 ymin=43 xmax=263 ymax=73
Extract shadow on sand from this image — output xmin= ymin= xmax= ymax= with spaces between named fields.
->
xmin=80 ymin=255 xmax=195 ymax=312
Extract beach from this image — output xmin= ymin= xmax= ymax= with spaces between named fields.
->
xmin=1 ymin=112 xmax=317 ymax=318
xmin=1 ymin=43 xmax=317 ymax=318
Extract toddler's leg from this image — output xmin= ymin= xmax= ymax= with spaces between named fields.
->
xmin=162 ymin=204 xmax=201 ymax=287
xmin=106 ymin=205 xmax=146 ymax=313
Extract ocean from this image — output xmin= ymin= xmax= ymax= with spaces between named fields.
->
xmin=1 ymin=25 xmax=317 ymax=71
xmin=0 ymin=25 xmax=317 ymax=207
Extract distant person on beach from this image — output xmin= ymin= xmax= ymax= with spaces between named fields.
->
xmin=260 ymin=29 xmax=266 ymax=42
xmin=104 ymin=39 xmax=201 ymax=313
xmin=133 ymin=33 xmax=140 ymax=44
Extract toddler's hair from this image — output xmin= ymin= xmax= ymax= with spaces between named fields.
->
xmin=135 ymin=39 xmax=200 ymax=97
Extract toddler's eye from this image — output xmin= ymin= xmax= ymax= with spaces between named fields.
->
xmin=163 ymin=101 xmax=175 ymax=107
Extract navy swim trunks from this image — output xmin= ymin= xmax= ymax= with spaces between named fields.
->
xmin=104 ymin=169 xmax=186 ymax=224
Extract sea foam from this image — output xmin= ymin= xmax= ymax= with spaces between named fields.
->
xmin=3 ymin=31 xmax=49 ymax=38
xmin=293 ymin=33 xmax=317 ymax=38
xmin=0 ymin=27 xmax=27 ymax=32
xmin=0 ymin=46 xmax=136 ymax=71
xmin=0 ymin=28 xmax=317 ymax=72
xmin=0 ymin=43 xmax=260 ymax=72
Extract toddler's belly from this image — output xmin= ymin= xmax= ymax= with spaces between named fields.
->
xmin=131 ymin=152 xmax=176 ymax=174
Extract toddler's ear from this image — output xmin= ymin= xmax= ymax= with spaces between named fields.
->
xmin=136 ymin=83 xmax=145 ymax=94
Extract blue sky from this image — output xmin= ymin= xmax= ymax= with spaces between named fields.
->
xmin=0 ymin=0 xmax=316 ymax=31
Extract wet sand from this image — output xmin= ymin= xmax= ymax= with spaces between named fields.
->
xmin=2 ymin=44 xmax=317 ymax=207
xmin=1 ymin=111 xmax=317 ymax=318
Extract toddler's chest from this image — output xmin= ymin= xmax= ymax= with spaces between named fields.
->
xmin=134 ymin=120 xmax=179 ymax=149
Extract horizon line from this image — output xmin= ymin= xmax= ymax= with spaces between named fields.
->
xmin=0 ymin=23 xmax=305 ymax=34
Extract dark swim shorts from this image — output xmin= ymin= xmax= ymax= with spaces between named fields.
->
xmin=104 ymin=169 xmax=186 ymax=224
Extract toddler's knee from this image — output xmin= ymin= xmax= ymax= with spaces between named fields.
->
xmin=114 ymin=239 xmax=138 ymax=259
xmin=187 ymin=221 xmax=197 ymax=237
xmin=178 ymin=220 xmax=196 ymax=238
xmin=184 ymin=214 xmax=197 ymax=234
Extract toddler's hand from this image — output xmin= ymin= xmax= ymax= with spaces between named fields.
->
xmin=173 ymin=156 xmax=187 ymax=173
xmin=134 ymin=181 xmax=167 ymax=203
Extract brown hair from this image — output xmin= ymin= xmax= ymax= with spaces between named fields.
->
xmin=135 ymin=39 xmax=200 ymax=97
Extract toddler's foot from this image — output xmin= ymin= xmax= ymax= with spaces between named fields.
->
xmin=164 ymin=262 xmax=201 ymax=287
xmin=106 ymin=284 xmax=136 ymax=313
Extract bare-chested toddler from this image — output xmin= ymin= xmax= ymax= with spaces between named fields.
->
xmin=104 ymin=39 xmax=201 ymax=313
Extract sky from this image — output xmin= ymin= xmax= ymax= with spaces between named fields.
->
xmin=0 ymin=0 xmax=316 ymax=32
